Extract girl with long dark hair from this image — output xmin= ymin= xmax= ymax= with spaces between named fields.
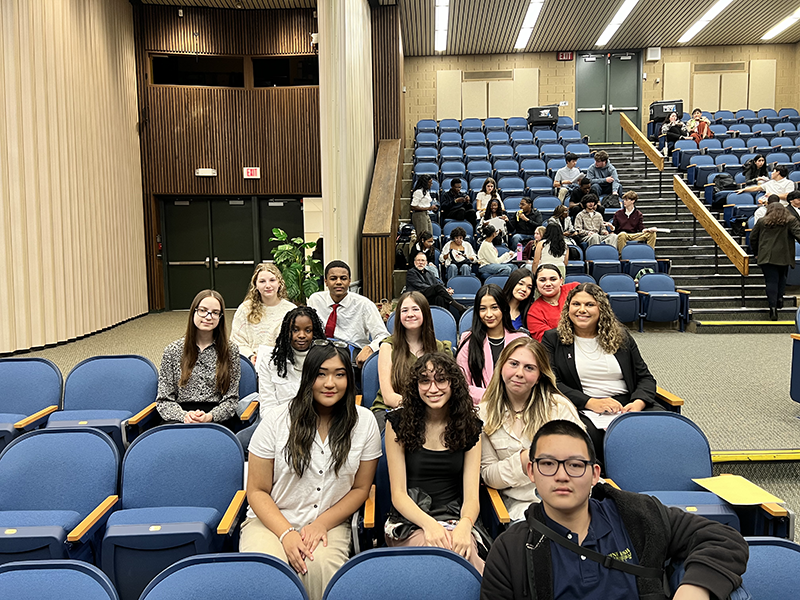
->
xmin=742 ymin=154 xmax=768 ymax=186
xmin=241 ymin=342 xmax=381 ymax=600
xmin=456 ymin=284 xmax=527 ymax=404
xmin=157 ymin=289 xmax=240 ymax=425
xmin=411 ymin=174 xmax=437 ymax=235
xmin=502 ymin=268 xmax=534 ymax=331
xmin=476 ymin=177 xmax=503 ymax=216
xmin=385 ymin=352 xmax=486 ymax=572
xmin=531 ymin=222 xmax=568 ymax=277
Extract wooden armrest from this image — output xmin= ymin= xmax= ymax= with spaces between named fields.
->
xmin=240 ymin=400 xmax=259 ymax=422
xmin=14 ymin=405 xmax=58 ymax=430
xmin=67 ymin=495 xmax=118 ymax=543
xmin=486 ymin=486 xmax=510 ymax=524
xmin=676 ymin=289 xmax=690 ymax=295
xmin=656 ymin=386 xmax=684 ymax=406
xmin=217 ymin=490 xmax=247 ymax=535
xmin=791 ymin=334 xmax=800 ymax=341
xmin=128 ymin=402 xmax=157 ymax=426
xmin=638 ymin=290 xmax=650 ymax=296
xmin=364 ymin=485 xmax=375 ymax=529
xmin=603 ymin=478 xmax=621 ymax=489
xmin=761 ymin=502 xmax=789 ymax=517
xmin=355 ymin=395 xmax=363 ymax=406
xmin=723 ymin=204 xmax=734 ymax=208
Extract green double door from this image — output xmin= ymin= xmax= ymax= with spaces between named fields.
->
xmin=575 ymin=52 xmax=641 ymax=143
xmin=161 ymin=197 xmax=303 ymax=309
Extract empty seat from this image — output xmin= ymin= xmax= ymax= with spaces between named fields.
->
xmin=506 ymin=117 xmax=528 ymax=132
xmin=484 ymin=117 xmax=506 ymax=133
xmin=687 ymin=155 xmax=714 ymax=188
xmin=556 ymin=116 xmax=575 ymax=131
xmin=514 ymin=144 xmax=540 ymax=161
xmin=521 ymin=158 xmax=547 ymax=178
xmin=585 ymin=245 xmax=621 ymax=280
xmin=741 ymin=537 xmax=800 ymax=600
xmin=0 ymin=560 xmax=119 ymax=600
xmin=637 ymin=273 xmax=689 ymax=332
xmin=462 ymin=131 xmax=486 ymax=147
xmin=439 ymin=146 xmax=463 ymax=163
xmin=497 ymin=176 xmax=525 ymax=198
xmin=490 ymin=144 xmax=514 ymax=162
xmin=758 ymin=108 xmax=784 ymax=127
xmin=526 ymin=176 xmax=554 ymax=198
xmin=565 ymin=274 xmax=595 ymax=285
xmin=599 ymin=273 xmax=639 ymax=323
xmin=461 ymin=118 xmax=483 ymax=132
xmin=438 ymin=119 xmax=460 ymax=133
xmin=493 ymin=159 xmax=520 ymax=179
xmin=503 ymin=197 xmax=523 ymax=212
xmin=534 ymin=130 xmax=557 ymax=145
xmin=415 ymin=120 xmax=437 ymax=135
xmin=532 ymin=196 xmax=560 ymax=220
xmin=576 ymin=157 xmax=595 ymax=170
xmin=714 ymin=110 xmax=737 ymax=126
xmin=724 ymin=193 xmax=756 ymax=226
xmin=413 ymin=162 xmax=438 ymax=185
xmin=415 ymin=132 xmax=438 ymax=148
xmin=447 ymin=275 xmax=482 ymax=303
xmin=439 ymin=132 xmax=463 ymax=148
xmin=0 ymin=357 xmax=62 ymax=452
xmin=441 ymin=161 xmax=467 ymax=179
xmin=359 ymin=352 xmax=379 ymax=409
xmin=539 ymin=143 xmax=565 ymax=162
xmin=736 ymin=109 xmax=759 ymax=126
xmin=620 ymin=244 xmax=659 ymax=276
xmin=510 ymin=130 xmax=534 ymax=147
xmin=487 ymin=131 xmax=509 ymax=145
xmin=466 ymin=160 xmax=492 ymax=179
xmin=464 ymin=145 xmax=489 ymax=161
xmin=771 ymin=137 xmax=799 ymax=155
xmin=565 ymin=143 xmax=591 ymax=158
xmin=414 ymin=147 xmax=437 ymax=163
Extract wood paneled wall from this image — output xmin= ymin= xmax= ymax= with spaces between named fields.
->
xmin=133 ymin=5 xmax=322 ymax=310
xmin=0 ymin=0 xmax=147 ymax=354
xmin=371 ymin=6 xmax=404 ymax=145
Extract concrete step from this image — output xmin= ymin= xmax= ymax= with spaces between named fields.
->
xmin=689 ymin=296 xmax=798 ymax=309
xmin=690 ymin=306 xmax=798 ymax=320
xmin=688 ymin=320 xmax=797 ymax=334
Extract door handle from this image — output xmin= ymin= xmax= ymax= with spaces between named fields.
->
xmin=167 ymin=258 xmax=210 ymax=268
xmin=205 ymin=256 xmax=210 ymax=269
xmin=213 ymin=259 xmax=255 ymax=267
xmin=577 ymin=105 xmax=605 ymax=114
xmin=610 ymin=105 xmax=639 ymax=112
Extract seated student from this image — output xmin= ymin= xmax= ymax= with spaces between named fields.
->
xmin=440 ymin=178 xmax=477 ymax=228
xmin=502 ymin=268 xmax=534 ymax=331
xmin=508 ymin=197 xmax=543 ymax=250
xmin=568 ymin=177 xmax=595 ymax=221
xmin=371 ymin=291 xmax=453 ymax=432
xmin=241 ymin=341 xmax=381 ymax=600
xmin=480 ymin=198 xmax=510 ymax=245
xmin=586 ymin=150 xmax=622 ymax=200
xmin=553 ymin=152 xmax=584 ymax=202
xmin=410 ymin=174 xmax=437 ymax=235
xmin=542 ymin=283 xmax=656 ymax=465
xmin=441 ymin=226 xmax=478 ymax=280
xmin=479 ymin=338 xmax=583 ymax=521
xmin=612 ymin=191 xmax=657 ymax=252
xmin=526 ymin=264 xmax=579 ymax=343
xmin=405 ymin=252 xmax=467 ymax=320
xmin=686 ymin=107 xmax=713 ymax=144
xmin=231 ymin=263 xmax=296 ymax=364
xmin=741 ymin=154 xmax=768 ymax=186
xmin=409 ymin=230 xmax=436 ymax=271
xmin=574 ymin=194 xmax=618 ymax=248
xmin=742 ymin=165 xmax=794 ymax=202
xmin=385 ymin=351 xmax=486 ymax=573
xmin=660 ymin=111 xmax=688 ymax=156
xmin=531 ymin=222 xmax=569 ymax=278
xmin=549 ymin=204 xmax=578 ymax=245
xmin=475 ymin=177 xmax=504 ymax=217
xmin=752 ymin=194 xmax=780 ymax=224
xmin=480 ymin=419 xmax=748 ymax=600
xmin=307 ymin=260 xmax=390 ymax=368
xmin=457 ymin=284 xmax=527 ymax=404
xmin=157 ymin=289 xmax=241 ymax=426
xmin=478 ymin=224 xmax=516 ymax=280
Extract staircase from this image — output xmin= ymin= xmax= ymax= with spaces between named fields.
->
xmin=603 ymin=144 xmax=797 ymax=333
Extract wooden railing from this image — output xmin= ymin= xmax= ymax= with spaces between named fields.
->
xmin=619 ymin=112 xmax=666 ymax=196
xmin=673 ymin=176 xmax=749 ymax=277
xmin=362 ymin=139 xmax=402 ymax=301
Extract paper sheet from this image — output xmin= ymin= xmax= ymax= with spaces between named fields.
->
xmin=692 ymin=475 xmax=784 ymax=505
xmin=580 ymin=409 xmax=621 ymax=431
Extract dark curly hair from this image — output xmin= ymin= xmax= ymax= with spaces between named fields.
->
xmin=270 ymin=306 xmax=326 ymax=378
xmin=393 ymin=352 xmax=482 ymax=453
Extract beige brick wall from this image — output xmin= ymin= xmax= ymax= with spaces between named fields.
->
xmin=404 ymin=53 xmax=576 ymax=146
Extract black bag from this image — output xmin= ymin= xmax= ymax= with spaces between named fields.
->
xmin=601 ymin=194 xmax=621 ymax=210
xmin=730 ymin=216 xmax=748 ymax=237
xmin=713 ymin=173 xmax=737 ymax=193
xmin=395 ymin=224 xmax=416 ymax=269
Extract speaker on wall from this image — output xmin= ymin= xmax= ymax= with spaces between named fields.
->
xmin=646 ymin=47 xmax=661 ymax=62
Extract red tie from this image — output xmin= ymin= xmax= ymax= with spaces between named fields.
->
xmin=325 ymin=303 xmax=340 ymax=338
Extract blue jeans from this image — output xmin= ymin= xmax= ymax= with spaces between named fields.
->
xmin=591 ymin=182 xmax=623 ymax=199
xmin=446 ymin=263 xmax=472 ymax=281
xmin=510 ymin=233 xmax=535 ymax=249
xmin=479 ymin=263 xmax=514 ymax=280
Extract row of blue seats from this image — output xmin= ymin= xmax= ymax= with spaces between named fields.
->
xmin=673 ymin=136 xmax=800 ymax=170
xmin=415 ymin=115 xmax=576 ymax=135
xmin=413 ymin=173 xmax=569 ymax=201
xmin=413 ymin=142 xmax=592 ymax=165
xmin=415 ymin=130 xmax=587 ymax=150
xmin=684 ymin=155 xmax=800 ymax=190
xmin=648 ymin=108 xmax=800 ymax=138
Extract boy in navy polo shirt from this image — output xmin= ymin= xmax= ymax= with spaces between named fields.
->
xmin=481 ymin=420 xmax=748 ymax=600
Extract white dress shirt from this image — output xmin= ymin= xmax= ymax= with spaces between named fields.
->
xmin=247 ymin=403 xmax=382 ymax=528
xmin=255 ymin=346 xmax=306 ymax=418
xmin=307 ymin=291 xmax=390 ymax=352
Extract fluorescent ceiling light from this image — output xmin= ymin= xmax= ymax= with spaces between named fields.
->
xmin=678 ymin=0 xmax=735 ymax=43
xmin=514 ymin=1 xmax=544 ymax=50
xmin=762 ymin=6 xmax=800 ymax=40
xmin=596 ymin=0 xmax=640 ymax=47
xmin=435 ymin=0 xmax=449 ymax=53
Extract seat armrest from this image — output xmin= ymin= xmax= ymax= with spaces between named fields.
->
xmin=355 ymin=395 xmax=363 ymax=407
xmin=602 ymin=478 xmax=621 ymax=489
xmin=14 ymin=405 xmax=58 ymax=432
xmin=637 ymin=291 xmax=650 ymax=296
xmin=67 ymin=495 xmax=119 ymax=543
xmin=217 ymin=490 xmax=247 ymax=535
xmin=240 ymin=400 xmax=259 ymax=423
xmin=128 ymin=402 xmax=157 ymax=426
xmin=656 ymin=387 xmax=685 ymax=410
xmin=485 ymin=486 xmax=510 ymax=524
xmin=791 ymin=334 xmax=800 ymax=341
xmin=676 ymin=289 xmax=691 ymax=295
xmin=364 ymin=485 xmax=376 ymax=529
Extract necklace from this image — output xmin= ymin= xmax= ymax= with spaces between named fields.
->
xmin=513 ymin=408 xmax=525 ymax=420
xmin=488 ymin=337 xmax=505 ymax=346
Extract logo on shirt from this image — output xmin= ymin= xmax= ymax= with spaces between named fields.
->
xmin=608 ymin=548 xmax=633 ymax=562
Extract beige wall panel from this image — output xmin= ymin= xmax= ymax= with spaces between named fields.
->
xmin=462 ymin=81 xmax=487 ymax=119
xmin=0 ymin=0 xmax=146 ymax=353
xmin=720 ymin=72 xmax=748 ymax=110
xmin=436 ymin=70 xmax=462 ymax=121
xmin=693 ymin=73 xmax=720 ymax=112
xmin=662 ymin=62 xmax=690 ymax=107
xmin=513 ymin=68 xmax=539 ymax=119
xmin=749 ymin=59 xmax=776 ymax=110
xmin=488 ymin=80 xmax=514 ymax=118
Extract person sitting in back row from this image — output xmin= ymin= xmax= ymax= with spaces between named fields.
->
xmin=611 ymin=191 xmax=657 ymax=253
xmin=553 ymin=153 xmax=584 ymax=203
xmin=307 ymin=261 xmax=390 ymax=368
xmin=441 ymin=178 xmax=477 ymax=229
xmin=480 ymin=419 xmax=748 ymax=600
xmin=568 ymin=177 xmax=597 ymax=221
xmin=405 ymin=252 xmax=467 ymax=320
xmin=478 ymin=225 xmax=516 ymax=280
xmin=586 ymin=150 xmax=622 ymax=200
xmin=508 ymin=197 xmax=543 ymax=250
xmin=742 ymin=165 xmax=794 ymax=202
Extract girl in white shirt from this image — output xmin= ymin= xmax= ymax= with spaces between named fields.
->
xmin=479 ymin=337 xmax=582 ymax=520
xmin=475 ymin=177 xmax=504 ymax=217
xmin=241 ymin=341 xmax=381 ymax=600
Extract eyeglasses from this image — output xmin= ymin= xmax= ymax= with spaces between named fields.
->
xmin=533 ymin=457 xmax=594 ymax=478
xmin=195 ymin=307 xmax=222 ymax=319
xmin=418 ymin=374 xmax=451 ymax=389
xmin=313 ymin=339 xmax=350 ymax=349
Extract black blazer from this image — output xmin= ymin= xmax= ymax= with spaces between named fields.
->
xmin=541 ymin=328 xmax=656 ymax=410
xmin=786 ymin=204 xmax=800 ymax=224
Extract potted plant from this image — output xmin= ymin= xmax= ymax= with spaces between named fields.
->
xmin=269 ymin=228 xmax=323 ymax=305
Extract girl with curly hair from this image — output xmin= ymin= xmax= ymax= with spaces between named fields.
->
xmin=231 ymin=263 xmax=296 ymax=364
xmin=479 ymin=337 xmax=583 ymax=521
xmin=242 ymin=341 xmax=381 ymax=600
xmin=385 ymin=351 xmax=485 ymax=572
xmin=540 ymin=283 xmax=657 ymax=465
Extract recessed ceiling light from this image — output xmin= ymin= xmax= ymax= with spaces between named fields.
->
xmin=762 ymin=6 xmax=800 ymax=40
xmin=596 ymin=0 xmax=640 ymax=47
xmin=678 ymin=0 xmax=735 ymax=44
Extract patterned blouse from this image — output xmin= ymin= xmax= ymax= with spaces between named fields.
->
xmin=156 ymin=338 xmax=241 ymax=423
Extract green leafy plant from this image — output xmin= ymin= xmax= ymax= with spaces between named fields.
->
xmin=269 ymin=228 xmax=323 ymax=305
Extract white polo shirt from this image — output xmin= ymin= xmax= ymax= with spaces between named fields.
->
xmin=247 ymin=403 xmax=381 ymax=528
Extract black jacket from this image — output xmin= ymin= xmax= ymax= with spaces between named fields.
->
xmin=508 ymin=208 xmax=543 ymax=236
xmin=541 ymin=329 xmax=656 ymax=410
xmin=749 ymin=217 xmax=800 ymax=267
xmin=480 ymin=483 xmax=748 ymax=600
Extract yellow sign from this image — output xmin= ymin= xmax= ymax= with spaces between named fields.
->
xmin=4 ymin=529 xmax=17 ymax=535
xmin=149 ymin=525 xmax=162 ymax=532
xmin=692 ymin=475 xmax=784 ymax=505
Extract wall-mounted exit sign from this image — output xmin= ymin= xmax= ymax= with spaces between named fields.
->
xmin=557 ymin=52 xmax=574 ymax=61
xmin=243 ymin=167 xmax=261 ymax=179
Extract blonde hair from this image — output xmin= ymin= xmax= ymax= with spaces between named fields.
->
xmin=481 ymin=337 xmax=566 ymax=440
xmin=244 ymin=263 xmax=288 ymax=323
xmin=556 ymin=283 xmax=626 ymax=354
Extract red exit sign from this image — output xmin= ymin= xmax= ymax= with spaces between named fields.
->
xmin=243 ymin=167 xmax=261 ymax=179
xmin=557 ymin=52 xmax=574 ymax=61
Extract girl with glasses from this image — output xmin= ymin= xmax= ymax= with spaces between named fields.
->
xmin=385 ymin=352 xmax=486 ymax=572
xmin=156 ymin=289 xmax=241 ymax=426
xmin=241 ymin=342 xmax=380 ymax=600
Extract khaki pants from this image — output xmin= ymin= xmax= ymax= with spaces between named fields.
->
xmin=616 ymin=231 xmax=657 ymax=253
xmin=557 ymin=186 xmax=570 ymax=202
xmin=240 ymin=518 xmax=351 ymax=600
xmin=385 ymin=527 xmax=485 ymax=574
xmin=411 ymin=211 xmax=433 ymax=236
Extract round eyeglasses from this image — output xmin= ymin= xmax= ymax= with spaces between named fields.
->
xmin=533 ymin=458 xmax=594 ymax=478
xmin=195 ymin=307 xmax=222 ymax=319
